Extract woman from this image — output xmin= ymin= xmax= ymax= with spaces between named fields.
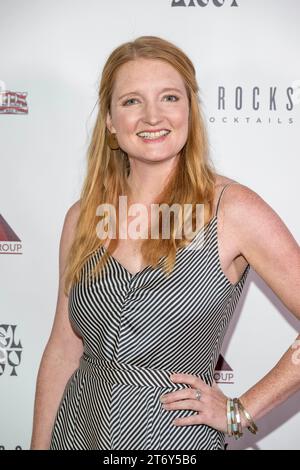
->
xmin=30 ymin=36 xmax=300 ymax=450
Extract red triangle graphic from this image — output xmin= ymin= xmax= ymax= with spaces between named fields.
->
xmin=215 ymin=354 xmax=233 ymax=371
xmin=0 ymin=214 xmax=21 ymax=241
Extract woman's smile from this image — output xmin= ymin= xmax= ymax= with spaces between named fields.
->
xmin=137 ymin=130 xmax=171 ymax=144
xmin=106 ymin=58 xmax=189 ymax=163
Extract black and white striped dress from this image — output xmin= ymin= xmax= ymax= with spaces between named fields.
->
xmin=49 ymin=182 xmax=250 ymax=450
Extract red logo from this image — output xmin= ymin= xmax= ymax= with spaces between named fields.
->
xmin=214 ymin=355 xmax=234 ymax=384
xmin=0 ymin=81 xmax=28 ymax=114
xmin=0 ymin=214 xmax=22 ymax=254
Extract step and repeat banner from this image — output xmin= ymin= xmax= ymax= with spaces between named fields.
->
xmin=1 ymin=0 xmax=299 ymax=450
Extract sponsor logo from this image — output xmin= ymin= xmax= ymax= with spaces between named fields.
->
xmin=214 ymin=354 xmax=234 ymax=384
xmin=0 ymin=80 xmax=28 ymax=114
xmin=171 ymin=0 xmax=239 ymax=7
xmin=207 ymin=84 xmax=297 ymax=125
xmin=0 ymin=214 xmax=22 ymax=255
xmin=0 ymin=325 xmax=23 ymax=376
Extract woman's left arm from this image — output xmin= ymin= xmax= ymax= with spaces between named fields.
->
xmin=161 ymin=184 xmax=300 ymax=432
xmin=227 ymin=184 xmax=300 ymax=423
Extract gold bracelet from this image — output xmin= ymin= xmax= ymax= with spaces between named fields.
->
xmin=237 ymin=398 xmax=258 ymax=434
xmin=233 ymin=398 xmax=243 ymax=438
xmin=226 ymin=398 xmax=232 ymax=436
xmin=226 ymin=398 xmax=243 ymax=439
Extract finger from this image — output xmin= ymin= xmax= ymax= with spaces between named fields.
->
xmin=161 ymin=387 xmax=203 ymax=404
xmin=162 ymin=399 xmax=204 ymax=412
xmin=172 ymin=414 xmax=205 ymax=427
xmin=170 ymin=373 xmax=208 ymax=389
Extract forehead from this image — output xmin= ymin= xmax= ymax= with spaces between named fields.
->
xmin=112 ymin=58 xmax=186 ymax=94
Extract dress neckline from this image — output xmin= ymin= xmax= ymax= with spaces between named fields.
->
xmin=101 ymin=215 xmax=217 ymax=278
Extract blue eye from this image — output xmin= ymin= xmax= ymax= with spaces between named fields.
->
xmin=164 ymin=95 xmax=179 ymax=102
xmin=122 ymin=95 xmax=179 ymax=106
xmin=123 ymin=98 xmax=139 ymax=106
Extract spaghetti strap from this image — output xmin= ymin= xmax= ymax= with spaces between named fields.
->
xmin=215 ymin=181 xmax=240 ymax=217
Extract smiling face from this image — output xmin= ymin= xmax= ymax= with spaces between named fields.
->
xmin=106 ymin=58 xmax=190 ymax=164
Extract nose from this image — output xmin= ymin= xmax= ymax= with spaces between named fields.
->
xmin=142 ymin=101 xmax=163 ymax=125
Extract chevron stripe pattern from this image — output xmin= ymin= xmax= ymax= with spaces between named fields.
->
xmin=49 ymin=183 xmax=250 ymax=450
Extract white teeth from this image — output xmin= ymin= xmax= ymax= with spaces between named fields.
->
xmin=137 ymin=130 xmax=170 ymax=139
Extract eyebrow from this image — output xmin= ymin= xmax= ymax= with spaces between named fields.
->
xmin=117 ymin=87 xmax=184 ymax=102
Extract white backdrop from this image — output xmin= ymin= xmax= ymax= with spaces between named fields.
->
xmin=0 ymin=0 xmax=299 ymax=450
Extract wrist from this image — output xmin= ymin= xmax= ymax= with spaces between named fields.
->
xmin=226 ymin=397 xmax=243 ymax=439
xmin=225 ymin=396 xmax=259 ymax=439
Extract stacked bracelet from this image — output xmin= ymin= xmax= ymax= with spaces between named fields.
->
xmin=226 ymin=398 xmax=243 ymax=439
xmin=237 ymin=398 xmax=258 ymax=435
xmin=226 ymin=397 xmax=258 ymax=439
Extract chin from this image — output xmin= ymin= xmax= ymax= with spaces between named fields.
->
xmin=138 ymin=153 xmax=177 ymax=162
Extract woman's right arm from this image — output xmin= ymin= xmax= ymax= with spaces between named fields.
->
xmin=30 ymin=201 xmax=84 ymax=450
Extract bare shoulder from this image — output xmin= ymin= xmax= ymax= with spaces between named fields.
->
xmin=218 ymin=178 xmax=299 ymax=265
xmin=220 ymin=180 xmax=300 ymax=316
xmin=217 ymin=178 xmax=283 ymax=228
xmin=64 ymin=199 xmax=81 ymax=227
xmin=59 ymin=199 xmax=82 ymax=279
xmin=215 ymin=173 xmax=272 ymax=217
xmin=61 ymin=200 xmax=81 ymax=244
xmin=215 ymin=174 xmax=237 ymax=188
xmin=214 ymin=173 xmax=243 ymax=213
xmin=45 ymin=198 xmax=84 ymax=362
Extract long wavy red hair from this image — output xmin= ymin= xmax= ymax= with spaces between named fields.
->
xmin=64 ymin=36 xmax=217 ymax=295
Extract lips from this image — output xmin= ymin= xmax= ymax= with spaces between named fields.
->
xmin=137 ymin=132 xmax=171 ymax=144
xmin=136 ymin=130 xmax=171 ymax=141
xmin=136 ymin=129 xmax=171 ymax=134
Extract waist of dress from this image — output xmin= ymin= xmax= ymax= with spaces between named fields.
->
xmin=79 ymin=353 xmax=212 ymax=388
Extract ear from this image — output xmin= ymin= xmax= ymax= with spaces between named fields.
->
xmin=106 ymin=112 xmax=116 ymax=134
